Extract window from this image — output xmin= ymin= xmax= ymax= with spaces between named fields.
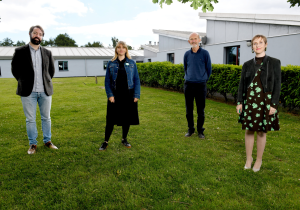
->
xmin=148 ymin=59 xmax=151 ymax=62
xmin=226 ymin=46 xmax=240 ymax=65
xmin=58 ymin=61 xmax=68 ymax=71
xmin=103 ymin=61 xmax=109 ymax=70
xmin=167 ymin=53 xmax=174 ymax=64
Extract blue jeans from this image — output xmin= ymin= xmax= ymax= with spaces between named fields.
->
xmin=21 ymin=92 xmax=52 ymax=145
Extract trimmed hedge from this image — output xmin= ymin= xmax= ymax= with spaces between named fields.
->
xmin=136 ymin=62 xmax=300 ymax=109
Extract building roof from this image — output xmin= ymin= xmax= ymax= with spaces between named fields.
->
xmin=199 ymin=13 xmax=300 ymax=26
xmin=0 ymin=46 xmax=144 ymax=59
xmin=141 ymin=45 xmax=159 ymax=53
xmin=153 ymin=29 xmax=206 ymax=40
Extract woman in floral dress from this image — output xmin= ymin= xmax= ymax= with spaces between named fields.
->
xmin=236 ymin=35 xmax=281 ymax=172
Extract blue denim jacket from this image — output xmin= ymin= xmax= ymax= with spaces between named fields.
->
xmin=105 ymin=57 xmax=141 ymax=99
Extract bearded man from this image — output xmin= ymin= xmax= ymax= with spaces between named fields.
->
xmin=11 ymin=25 xmax=57 ymax=154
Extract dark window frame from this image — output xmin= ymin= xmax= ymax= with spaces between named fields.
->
xmin=225 ymin=46 xmax=240 ymax=65
xmin=103 ymin=61 xmax=109 ymax=70
xmin=58 ymin=61 xmax=69 ymax=71
xmin=167 ymin=53 xmax=175 ymax=64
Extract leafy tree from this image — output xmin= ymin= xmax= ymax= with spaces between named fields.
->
xmin=288 ymin=0 xmax=300 ymax=7
xmin=0 ymin=37 xmax=14 ymax=46
xmin=111 ymin=37 xmax=119 ymax=48
xmin=152 ymin=0 xmax=218 ymax=12
xmin=54 ymin=33 xmax=78 ymax=47
xmin=41 ymin=38 xmax=55 ymax=47
xmin=127 ymin=45 xmax=133 ymax=50
xmin=83 ymin=41 xmax=104 ymax=47
xmin=15 ymin=40 xmax=26 ymax=46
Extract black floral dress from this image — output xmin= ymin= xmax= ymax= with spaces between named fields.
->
xmin=238 ymin=57 xmax=280 ymax=133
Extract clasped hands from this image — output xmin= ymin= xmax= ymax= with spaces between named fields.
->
xmin=236 ymin=104 xmax=276 ymax=115
xmin=109 ymin=97 xmax=139 ymax=103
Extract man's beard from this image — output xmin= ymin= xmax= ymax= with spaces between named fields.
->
xmin=191 ymin=43 xmax=199 ymax=48
xmin=30 ymin=36 xmax=41 ymax=45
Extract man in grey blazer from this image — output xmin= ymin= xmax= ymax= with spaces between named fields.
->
xmin=11 ymin=25 xmax=57 ymax=154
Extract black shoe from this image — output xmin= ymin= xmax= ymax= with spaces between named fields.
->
xmin=185 ymin=131 xmax=194 ymax=137
xmin=99 ymin=142 xmax=108 ymax=151
xmin=122 ymin=139 xmax=131 ymax=148
xmin=198 ymin=133 xmax=205 ymax=139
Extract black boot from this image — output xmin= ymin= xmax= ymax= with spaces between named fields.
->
xmin=99 ymin=141 xmax=108 ymax=151
xmin=121 ymin=139 xmax=131 ymax=148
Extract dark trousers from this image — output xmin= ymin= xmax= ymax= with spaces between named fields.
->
xmin=184 ymin=82 xmax=207 ymax=134
xmin=105 ymin=124 xmax=130 ymax=142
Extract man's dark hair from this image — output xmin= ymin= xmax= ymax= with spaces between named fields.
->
xmin=29 ymin=25 xmax=45 ymax=37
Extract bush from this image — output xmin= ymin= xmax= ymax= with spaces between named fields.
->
xmin=136 ymin=62 xmax=300 ymax=109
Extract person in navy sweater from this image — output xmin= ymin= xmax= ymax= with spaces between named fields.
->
xmin=183 ymin=32 xmax=212 ymax=139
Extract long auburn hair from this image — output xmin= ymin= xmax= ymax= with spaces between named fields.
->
xmin=111 ymin=41 xmax=132 ymax=61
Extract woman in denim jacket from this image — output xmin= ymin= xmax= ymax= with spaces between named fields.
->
xmin=236 ymin=35 xmax=281 ymax=172
xmin=99 ymin=41 xmax=141 ymax=151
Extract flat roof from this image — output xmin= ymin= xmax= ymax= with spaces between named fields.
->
xmin=199 ymin=13 xmax=300 ymax=26
xmin=153 ymin=29 xmax=206 ymax=40
xmin=0 ymin=46 xmax=144 ymax=59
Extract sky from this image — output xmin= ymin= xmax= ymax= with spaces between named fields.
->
xmin=0 ymin=0 xmax=299 ymax=49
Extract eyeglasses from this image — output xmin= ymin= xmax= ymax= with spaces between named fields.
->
xmin=33 ymin=31 xmax=43 ymax=37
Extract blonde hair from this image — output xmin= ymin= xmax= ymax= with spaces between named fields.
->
xmin=251 ymin=34 xmax=267 ymax=49
xmin=111 ymin=41 xmax=131 ymax=61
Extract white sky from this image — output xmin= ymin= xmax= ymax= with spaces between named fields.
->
xmin=0 ymin=0 xmax=299 ymax=49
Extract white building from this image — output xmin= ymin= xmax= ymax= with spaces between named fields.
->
xmin=142 ymin=30 xmax=206 ymax=64
xmin=143 ymin=13 xmax=300 ymax=66
xmin=0 ymin=47 xmax=144 ymax=78
xmin=1 ymin=12 xmax=300 ymax=79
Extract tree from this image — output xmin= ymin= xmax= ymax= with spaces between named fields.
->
xmin=0 ymin=37 xmax=14 ymax=46
xmin=41 ymin=38 xmax=55 ymax=47
xmin=54 ymin=33 xmax=78 ymax=47
xmin=152 ymin=0 xmax=218 ymax=12
xmin=288 ymin=0 xmax=300 ymax=7
xmin=111 ymin=37 xmax=119 ymax=48
xmin=83 ymin=41 xmax=104 ymax=47
xmin=15 ymin=40 xmax=26 ymax=46
xmin=127 ymin=45 xmax=133 ymax=50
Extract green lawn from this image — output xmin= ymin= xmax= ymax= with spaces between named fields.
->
xmin=0 ymin=77 xmax=299 ymax=210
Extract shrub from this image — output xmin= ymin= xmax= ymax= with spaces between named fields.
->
xmin=136 ymin=62 xmax=300 ymax=109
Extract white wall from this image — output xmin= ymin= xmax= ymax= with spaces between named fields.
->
xmin=143 ymin=47 xmax=190 ymax=64
xmin=54 ymin=59 xmax=110 ymax=77
xmin=0 ymin=58 xmax=142 ymax=78
xmin=206 ymin=20 xmax=300 ymax=45
xmin=204 ymin=33 xmax=300 ymax=66
xmin=159 ymin=35 xmax=190 ymax=51
xmin=0 ymin=60 xmax=13 ymax=78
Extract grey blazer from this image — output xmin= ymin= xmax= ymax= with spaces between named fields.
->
xmin=11 ymin=44 xmax=55 ymax=97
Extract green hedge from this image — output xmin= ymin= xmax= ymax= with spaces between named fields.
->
xmin=136 ymin=62 xmax=300 ymax=109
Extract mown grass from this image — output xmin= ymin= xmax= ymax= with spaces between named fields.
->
xmin=0 ymin=77 xmax=299 ymax=210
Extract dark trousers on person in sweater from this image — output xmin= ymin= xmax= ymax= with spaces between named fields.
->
xmin=184 ymin=82 xmax=207 ymax=134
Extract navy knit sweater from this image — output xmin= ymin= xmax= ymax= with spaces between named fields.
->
xmin=183 ymin=47 xmax=212 ymax=83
